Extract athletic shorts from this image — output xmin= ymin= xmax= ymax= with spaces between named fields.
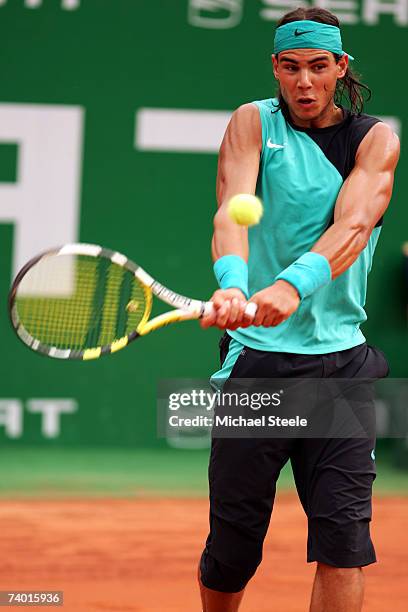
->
xmin=200 ymin=334 xmax=390 ymax=592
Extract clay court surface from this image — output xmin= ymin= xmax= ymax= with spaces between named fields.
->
xmin=0 ymin=495 xmax=407 ymax=612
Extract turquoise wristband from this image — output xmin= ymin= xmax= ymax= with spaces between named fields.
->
xmin=213 ymin=255 xmax=249 ymax=298
xmin=275 ymin=252 xmax=331 ymax=299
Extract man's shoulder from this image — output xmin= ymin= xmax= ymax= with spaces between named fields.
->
xmin=251 ymin=97 xmax=279 ymax=110
xmin=349 ymin=109 xmax=379 ymax=121
xmin=349 ymin=114 xmax=398 ymax=142
xmin=355 ymin=120 xmax=400 ymax=162
xmin=230 ymin=99 xmax=280 ymax=133
xmin=341 ymin=110 xmax=382 ymax=153
xmin=240 ymin=98 xmax=283 ymax=128
xmin=229 ymin=102 xmax=263 ymax=133
xmin=336 ymin=111 xmax=398 ymax=178
xmin=252 ymin=97 xmax=282 ymax=119
xmin=346 ymin=110 xmax=382 ymax=136
xmin=234 ymin=98 xmax=278 ymax=116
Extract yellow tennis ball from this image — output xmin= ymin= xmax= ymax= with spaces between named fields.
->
xmin=227 ymin=194 xmax=263 ymax=226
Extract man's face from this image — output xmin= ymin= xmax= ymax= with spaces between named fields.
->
xmin=272 ymin=49 xmax=348 ymax=123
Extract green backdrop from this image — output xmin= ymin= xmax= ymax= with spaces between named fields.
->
xmin=0 ymin=1 xmax=406 ymax=446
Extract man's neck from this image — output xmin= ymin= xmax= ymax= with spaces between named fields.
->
xmin=289 ymin=104 xmax=344 ymax=129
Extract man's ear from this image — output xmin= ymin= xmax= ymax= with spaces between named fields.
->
xmin=337 ymin=54 xmax=349 ymax=79
xmin=272 ymin=54 xmax=279 ymax=80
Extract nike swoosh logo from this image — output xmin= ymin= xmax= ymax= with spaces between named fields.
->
xmin=266 ymin=139 xmax=285 ymax=149
xmin=294 ymin=29 xmax=313 ymax=36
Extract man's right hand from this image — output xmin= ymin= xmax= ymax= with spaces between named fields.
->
xmin=200 ymin=288 xmax=254 ymax=330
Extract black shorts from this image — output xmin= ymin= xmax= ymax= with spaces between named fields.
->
xmin=200 ymin=334 xmax=390 ymax=592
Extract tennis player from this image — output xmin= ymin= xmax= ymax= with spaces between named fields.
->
xmin=198 ymin=7 xmax=400 ymax=612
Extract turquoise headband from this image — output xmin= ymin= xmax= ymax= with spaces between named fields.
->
xmin=274 ymin=20 xmax=354 ymax=60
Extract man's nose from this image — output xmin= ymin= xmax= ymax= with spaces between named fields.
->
xmin=297 ymin=69 xmax=313 ymax=89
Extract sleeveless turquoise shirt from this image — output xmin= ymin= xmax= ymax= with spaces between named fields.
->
xmin=229 ymin=98 xmax=381 ymax=354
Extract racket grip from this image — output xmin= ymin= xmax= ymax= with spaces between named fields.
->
xmin=203 ymin=301 xmax=258 ymax=318
xmin=245 ymin=302 xmax=257 ymax=317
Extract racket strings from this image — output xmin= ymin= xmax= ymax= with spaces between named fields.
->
xmin=15 ymin=254 xmax=149 ymax=351
xmin=97 ymin=262 xmax=147 ymax=345
xmin=17 ymin=258 xmax=98 ymax=349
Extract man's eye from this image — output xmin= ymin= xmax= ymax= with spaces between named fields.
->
xmin=314 ymin=64 xmax=326 ymax=70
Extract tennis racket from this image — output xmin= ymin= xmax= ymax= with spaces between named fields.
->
xmin=8 ymin=243 xmax=256 ymax=360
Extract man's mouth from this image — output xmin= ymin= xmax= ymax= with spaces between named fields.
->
xmin=297 ymin=98 xmax=315 ymax=106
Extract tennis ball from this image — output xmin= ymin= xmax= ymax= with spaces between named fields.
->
xmin=227 ymin=194 xmax=263 ymax=226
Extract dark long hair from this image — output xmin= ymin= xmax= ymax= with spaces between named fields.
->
xmin=274 ymin=7 xmax=371 ymax=115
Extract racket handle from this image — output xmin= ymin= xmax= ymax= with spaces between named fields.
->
xmin=203 ymin=301 xmax=258 ymax=318
xmin=245 ymin=302 xmax=258 ymax=317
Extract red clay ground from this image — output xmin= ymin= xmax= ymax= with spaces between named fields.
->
xmin=0 ymin=495 xmax=406 ymax=611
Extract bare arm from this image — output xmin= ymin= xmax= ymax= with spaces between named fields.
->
xmin=212 ymin=103 xmax=262 ymax=261
xmin=201 ymin=104 xmax=262 ymax=329
xmin=311 ymin=122 xmax=400 ymax=275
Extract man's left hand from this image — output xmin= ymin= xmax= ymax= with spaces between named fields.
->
xmin=249 ymin=280 xmax=301 ymax=327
